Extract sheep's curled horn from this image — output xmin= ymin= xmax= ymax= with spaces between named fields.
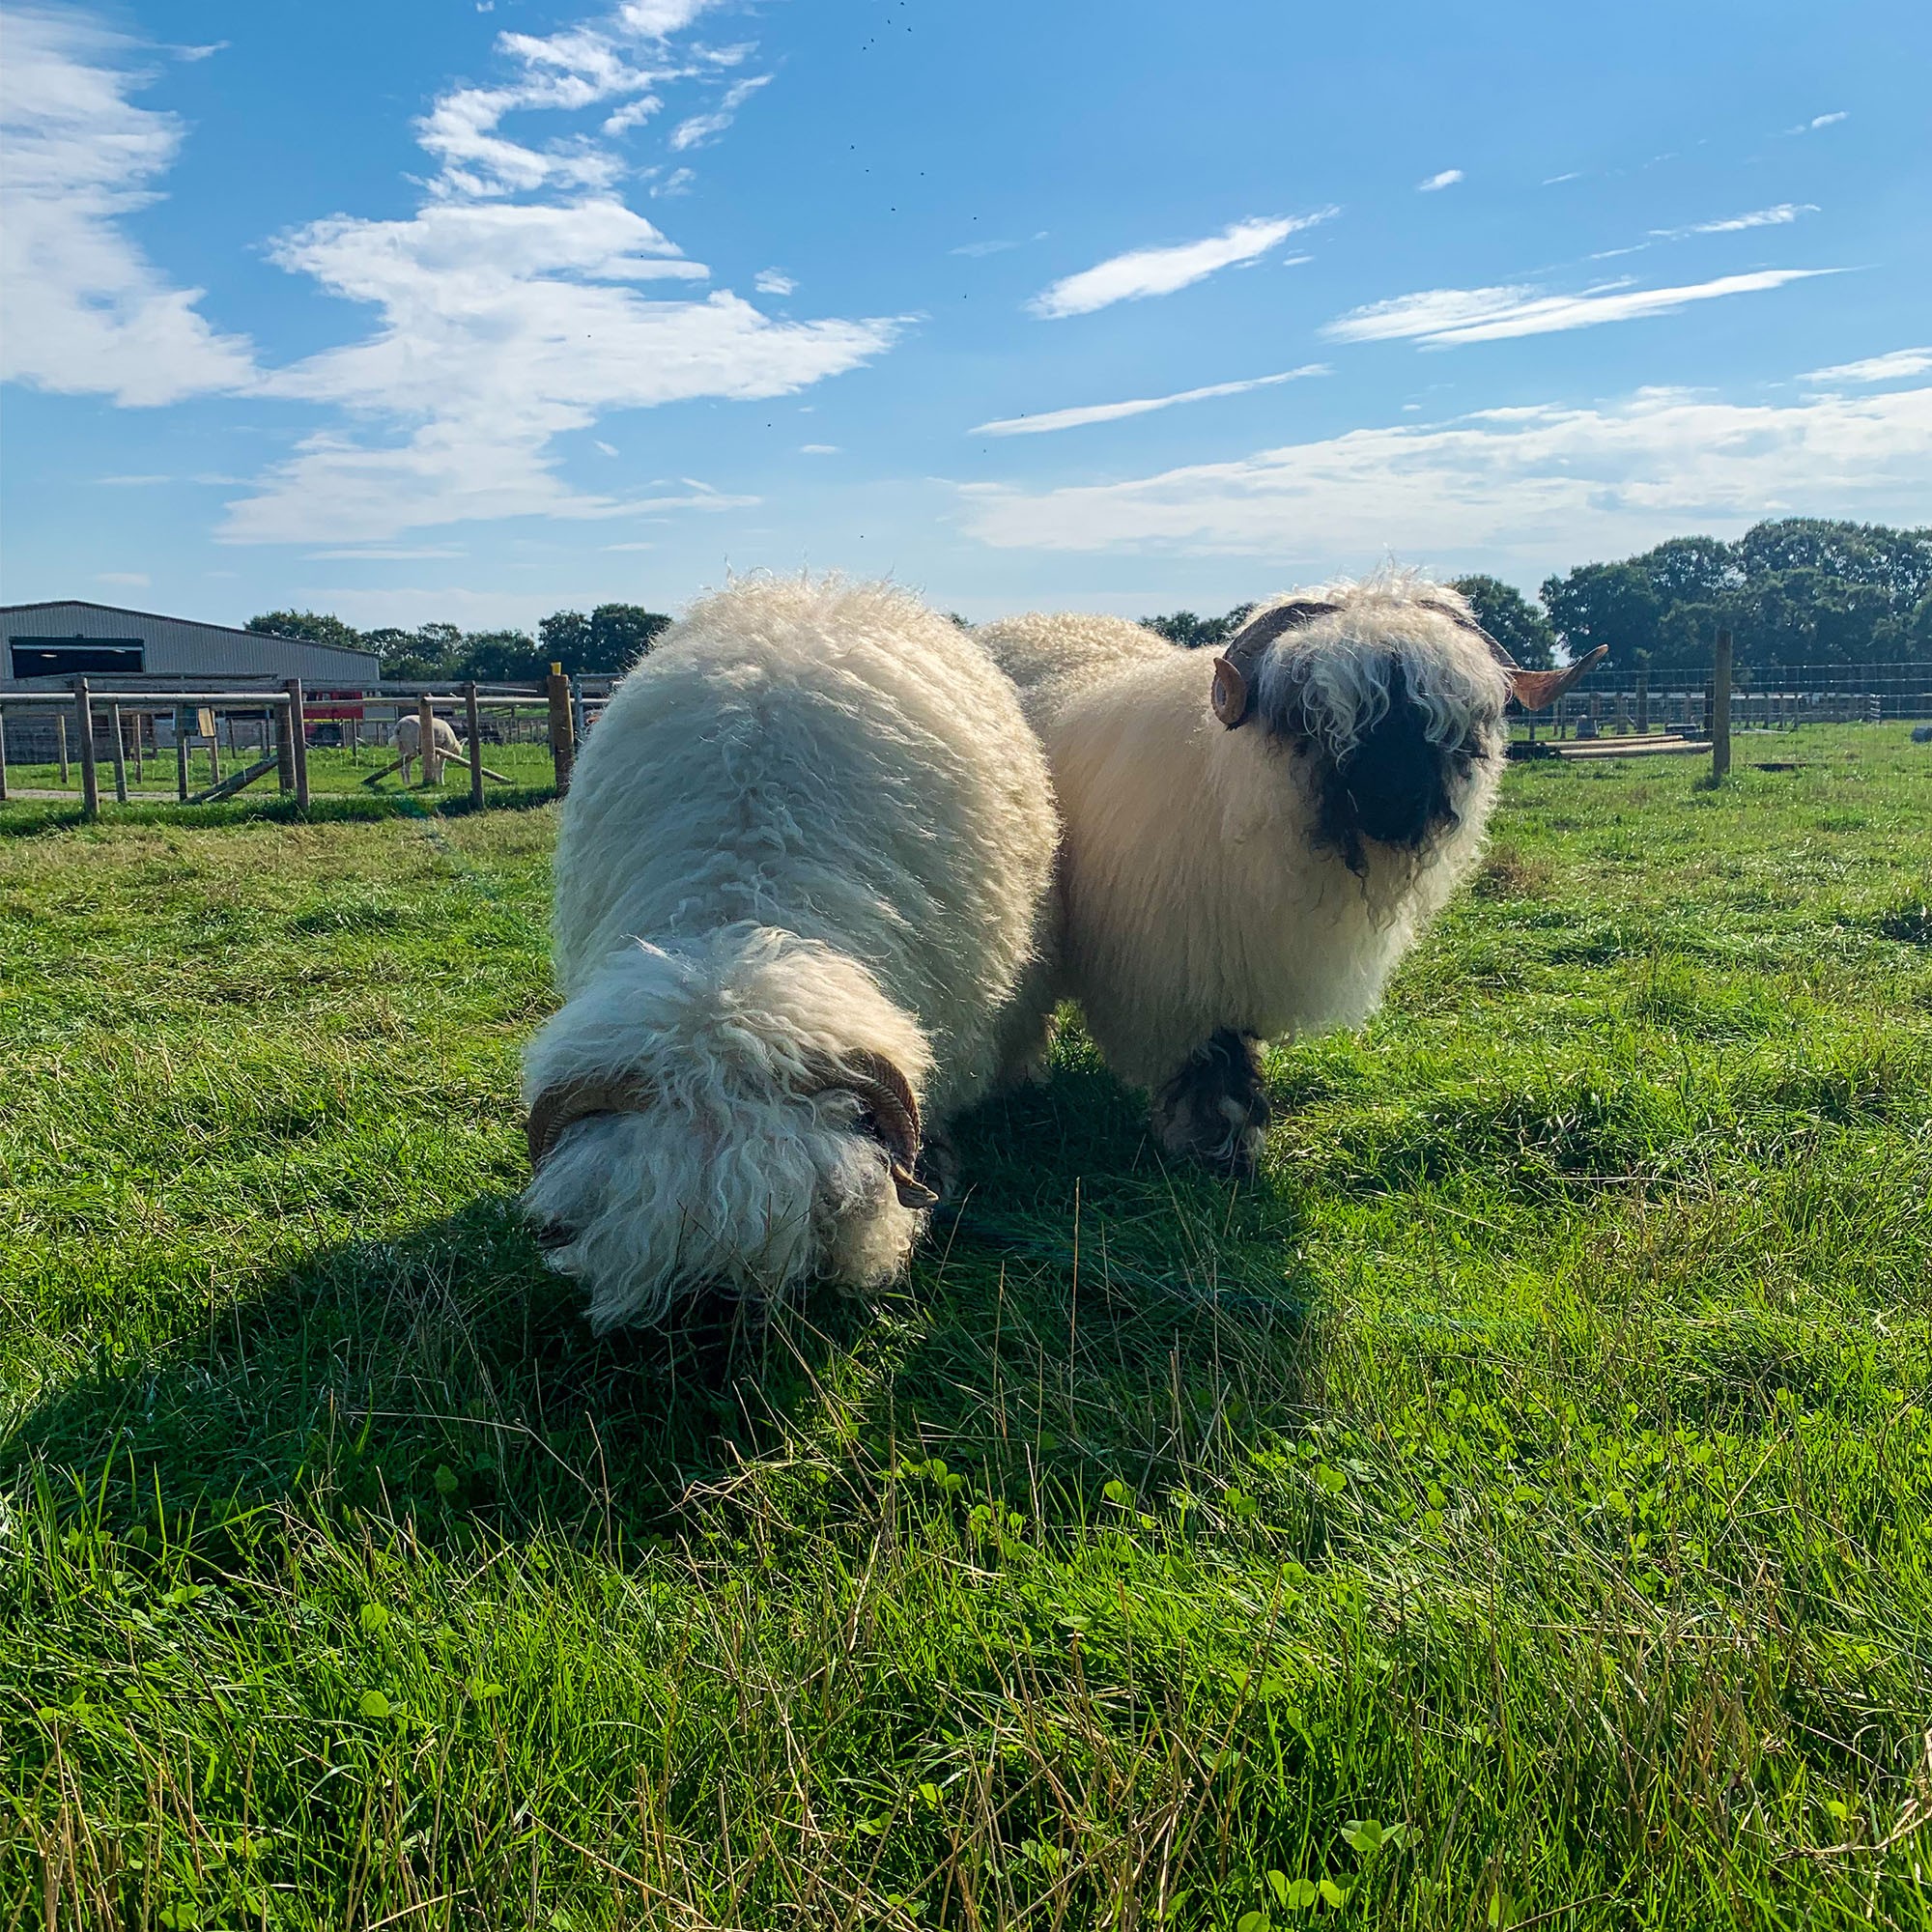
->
xmin=1210 ymin=601 xmax=1338 ymax=727
xmin=526 ymin=1050 xmax=939 ymax=1208
xmin=1209 ymin=598 xmax=1609 ymax=728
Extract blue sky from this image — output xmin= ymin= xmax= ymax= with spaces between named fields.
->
xmin=2 ymin=0 xmax=1928 ymax=633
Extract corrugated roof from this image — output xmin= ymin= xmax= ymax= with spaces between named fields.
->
xmin=0 ymin=599 xmax=382 ymax=665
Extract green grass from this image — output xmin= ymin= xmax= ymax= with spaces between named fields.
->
xmin=3 ymin=727 xmax=1929 ymax=1930
xmin=1 ymin=735 xmax=561 ymax=806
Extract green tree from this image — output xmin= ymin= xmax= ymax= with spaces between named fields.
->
xmin=245 ymin=610 xmax=363 ymax=651
xmin=1449 ymin=576 xmax=1555 ymax=669
xmin=587 ymin=603 xmax=671 ymax=671
xmin=365 ymin=623 xmax=466 ymax=681
xmin=534 ymin=605 xmax=669 ymax=674
xmin=538 ymin=610 xmax=592 ymax=670
xmin=1545 ymin=520 xmax=1932 ymax=675
xmin=1142 ymin=604 xmax=1255 ymax=649
xmin=1539 ymin=561 xmax=1663 ymax=666
xmin=460 ymin=630 xmax=545 ymax=681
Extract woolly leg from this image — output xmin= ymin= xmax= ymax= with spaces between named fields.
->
xmin=1151 ymin=1029 xmax=1271 ymax=1177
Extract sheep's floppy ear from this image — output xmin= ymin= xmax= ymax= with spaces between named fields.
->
xmin=1210 ymin=599 xmax=1338 ymax=730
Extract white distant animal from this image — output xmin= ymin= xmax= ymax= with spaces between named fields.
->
xmin=522 ymin=576 xmax=1059 ymax=1329
xmin=979 ymin=575 xmax=1604 ymax=1174
xmin=393 ymin=712 xmax=466 ymax=783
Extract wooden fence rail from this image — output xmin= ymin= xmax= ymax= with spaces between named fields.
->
xmin=0 ymin=669 xmax=599 ymax=815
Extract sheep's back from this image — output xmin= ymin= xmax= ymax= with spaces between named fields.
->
xmin=976 ymin=612 xmax=1177 ymax=733
xmin=550 ymin=577 xmax=1058 ymax=1111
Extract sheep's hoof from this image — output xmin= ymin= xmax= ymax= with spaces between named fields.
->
xmin=1151 ymin=1030 xmax=1271 ymax=1178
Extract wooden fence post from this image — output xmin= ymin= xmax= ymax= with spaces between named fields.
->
xmin=1634 ymin=664 xmax=1650 ymax=735
xmin=417 ymin=693 xmax=439 ymax=788
xmin=1711 ymin=628 xmax=1733 ymax=781
xmin=464 ymin=682 xmax=484 ymax=809
xmin=109 ymin=704 xmax=129 ymax=805
xmin=57 ymin=712 xmax=70 ymax=783
xmin=287 ymin=681 xmax=310 ymax=809
xmin=176 ymin=707 xmax=191 ymax=801
xmin=0 ymin=706 xmax=9 ymax=803
xmin=547 ymin=663 xmax=575 ymax=795
xmin=74 ymin=678 xmax=100 ymax=819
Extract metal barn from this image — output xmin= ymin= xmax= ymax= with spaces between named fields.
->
xmin=1 ymin=600 xmax=380 ymax=761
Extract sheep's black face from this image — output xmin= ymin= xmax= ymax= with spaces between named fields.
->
xmin=1332 ymin=660 xmax=1458 ymax=849
xmin=1275 ymin=658 xmax=1487 ymax=872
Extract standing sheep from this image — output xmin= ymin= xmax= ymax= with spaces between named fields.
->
xmin=392 ymin=712 xmax=466 ymax=783
xmin=979 ymin=575 xmax=1604 ymax=1174
xmin=523 ymin=577 xmax=1059 ymax=1329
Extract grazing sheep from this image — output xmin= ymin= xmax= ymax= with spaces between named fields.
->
xmin=522 ymin=577 xmax=1059 ymax=1329
xmin=979 ymin=575 xmax=1604 ymax=1174
xmin=393 ymin=712 xmax=466 ymax=783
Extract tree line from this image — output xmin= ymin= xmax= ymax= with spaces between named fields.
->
xmin=251 ymin=518 xmax=1932 ymax=685
xmin=244 ymin=605 xmax=671 ymax=680
xmin=1143 ymin=519 xmax=1932 ymax=676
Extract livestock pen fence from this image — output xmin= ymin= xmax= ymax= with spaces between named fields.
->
xmin=0 ymin=668 xmax=613 ymax=816
xmin=1518 ymin=660 xmax=1932 ymax=746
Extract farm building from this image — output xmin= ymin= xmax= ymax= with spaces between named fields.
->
xmin=1 ymin=599 xmax=380 ymax=761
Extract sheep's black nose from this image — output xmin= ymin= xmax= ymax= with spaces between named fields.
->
xmin=1337 ymin=661 xmax=1451 ymax=848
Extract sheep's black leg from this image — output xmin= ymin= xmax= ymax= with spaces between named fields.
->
xmin=1151 ymin=1029 xmax=1271 ymax=1177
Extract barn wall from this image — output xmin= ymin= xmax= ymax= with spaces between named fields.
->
xmin=1 ymin=602 xmax=380 ymax=690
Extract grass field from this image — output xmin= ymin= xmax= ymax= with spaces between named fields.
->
xmin=1 ymin=735 xmax=562 ymax=803
xmin=4 ymin=728 xmax=1929 ymax=1929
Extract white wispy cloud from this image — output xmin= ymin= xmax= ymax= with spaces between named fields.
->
xmin=1027 ymin=211 xmax=1337 ymax=319
xmin=1417 ymin=168 xmax=1463 ymax=192
xmin=1785 ymin=109 xmax=1848 ymax=133
xmin=304 ymin=546 xmax=470 ymax=560
xmin=210 ymin=8 xmax=900 ymax=542
xmin=1543 ymin=171 xmax=1581 ymax=185
xmin=97 ymin=571 xmax=151 ymax=586
xmin=668 ymin=72 xmax=770 ymax=150
xmin=799 ymin=442 xmax=840 ymax=454
xmin=1323 ymin=269 xmax=1833 ymax=347
xmin=616 ymin=0 xmax=729 ymax=33
xmin=753 ymin=268 xmax=795 ymax=296
xmin=970 ymin=365 xmax=1329 ymax=438
xmin=958 ymin=384 xmax=1932 ymax=571
xmin=231 ymin=202 xmax=894 ymax=542
xmin=602 ymin=96 xmax=661 ymax=135
xmin=1804 ymin=347 xmax=1932 ymax=385
xmin=1652 ymin=202 xmax=1816 ymax=239
xmin=0 ymin=6 xmax=255 ymax=405
xmin=417 ymin=34 xmax=665 ymax=199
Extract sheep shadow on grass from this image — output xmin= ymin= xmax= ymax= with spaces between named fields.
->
xmin=6 ymin=1063 xmax=1320 ymax=1563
